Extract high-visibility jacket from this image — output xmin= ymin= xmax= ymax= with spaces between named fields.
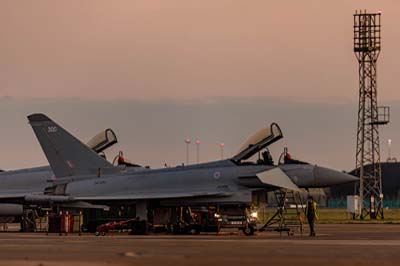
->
xmin=305 ymin=201 xmax=318 ymax=220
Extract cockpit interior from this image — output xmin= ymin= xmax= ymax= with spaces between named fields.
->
xmin=231 ymin=123 xmax=309 ymax=166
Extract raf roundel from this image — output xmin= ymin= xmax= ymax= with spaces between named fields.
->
xmin=213 ymin=171 xmax=221 ymax=180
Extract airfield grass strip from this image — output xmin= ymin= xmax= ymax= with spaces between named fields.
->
xmin=258 ymin=208 xmax=400 ymax=224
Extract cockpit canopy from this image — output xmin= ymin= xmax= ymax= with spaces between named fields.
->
xmin=86 ymin=128 xmax=118 ymax=154
xmin=232 ymin=123 xmax=283 ymax=163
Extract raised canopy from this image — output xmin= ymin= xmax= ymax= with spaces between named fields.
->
xmin=86 ymin=128 xmax=118 ymax=154
xmin=232 ymin=123 xmax=283 ymax=162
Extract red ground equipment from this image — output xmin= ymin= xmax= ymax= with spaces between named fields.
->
xmin=95 ymin=218 xmax=137 ymax=236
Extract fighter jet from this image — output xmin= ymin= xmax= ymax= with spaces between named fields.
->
xmin=1 ymin=114 xmax=357 ymax=234
xmin=0 ymin=128 xmax=120 ymax=226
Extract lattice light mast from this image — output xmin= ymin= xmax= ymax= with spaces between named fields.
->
xmin=354 ymin=10 xmax=389 ymax=219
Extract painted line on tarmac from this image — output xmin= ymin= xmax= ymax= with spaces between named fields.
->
xmin=100 ymin=238 xmax=400 ymax=246
xmin=1 ymin=235 xmax=400 ymax=246
xmin=2 ymin=239 xmax=399 ymax=247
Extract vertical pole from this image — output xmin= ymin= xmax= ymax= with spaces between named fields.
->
xmin=219 ymin=143 xmax=225 ymax=160
xmin=46 ymin=211 xmax=49 ymax=235
xmin=195 ymin=139 xmax=201 ymax=163
xmin=186 ymin=143 xmax=189 ymax=165
xmin=65 ymin=211 xmax=69 ymax=236
xmin=59 ymin=210 xmax=63 ymax=236
xmin=185 ymin=138 xmax=191 ymax=165
xmin=79 ymin=210 xmax=82 ymax=236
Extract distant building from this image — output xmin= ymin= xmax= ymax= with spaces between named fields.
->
xmin=328 ymin=162 xmax=400 ymax=208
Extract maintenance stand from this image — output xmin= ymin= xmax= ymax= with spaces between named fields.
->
xmin=259 ymin=189 xmax=304 ymax=236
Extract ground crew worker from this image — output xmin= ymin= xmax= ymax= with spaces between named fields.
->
xmin=305 ymin=195 xmax=318 ymax=237
xmin=118 ymin=151 xmax=125 ymax=165
xmin=284 ymin=152 xmax=292 ymax=164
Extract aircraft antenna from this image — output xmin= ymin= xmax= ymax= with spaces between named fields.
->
xmin=353 ymin=10 xmax=389 ymax=219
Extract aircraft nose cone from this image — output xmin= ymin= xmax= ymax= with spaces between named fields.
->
xmin=314 ymin=166 xmax=358 ymax=187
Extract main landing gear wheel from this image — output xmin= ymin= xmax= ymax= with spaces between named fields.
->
xmin=242 ymin=224 xmax=255 ymax=236
xmin=130 ymin=220 xmax=149 ymax=235
xmin=95 ymin=231 xmax=107 ymax=236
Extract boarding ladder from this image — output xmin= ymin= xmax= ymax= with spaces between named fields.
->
xmin=259 ymin=189 xmax=304 ymax=236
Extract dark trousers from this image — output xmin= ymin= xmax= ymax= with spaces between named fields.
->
xmin=307 ymin=217 xmax=315 ymax=236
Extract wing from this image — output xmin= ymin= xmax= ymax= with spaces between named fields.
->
xmin=0 ymin=188 xmax=233 ymax=206
xmin=75 ymin=189 xmax=234 ymax=201
xmin=0 ymin=192 xmax=30 ymax=204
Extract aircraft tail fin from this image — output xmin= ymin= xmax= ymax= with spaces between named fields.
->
xmin=28 ymin=113 xmax=116 ymax=178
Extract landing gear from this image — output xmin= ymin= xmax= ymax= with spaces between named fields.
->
xmin=242 ymin=223 xmax=255 ymax=236
xmin=95 ymin=231 xmax=106 ymax=236
xmin=21 ymin=209 xmax=39 ymax=232
xmin=90 ymin=204 xmax=258 ymax=236
xmin=170 ymin=207 xmax=199 ymax=235
xmin=130 ymin=220 xmax=149 ymax=235
xmin=130 ymin=200 xmax=149 ymax=235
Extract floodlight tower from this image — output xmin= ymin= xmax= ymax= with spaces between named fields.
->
xmin=353 ymin=10 xmax=389 ymax=219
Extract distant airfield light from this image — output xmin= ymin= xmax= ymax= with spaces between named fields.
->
xmin=386 ymin=139 xmax=398 ymax=163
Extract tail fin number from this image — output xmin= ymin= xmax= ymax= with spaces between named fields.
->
xmin=48 ymin=126 xmax=58 ymax=133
